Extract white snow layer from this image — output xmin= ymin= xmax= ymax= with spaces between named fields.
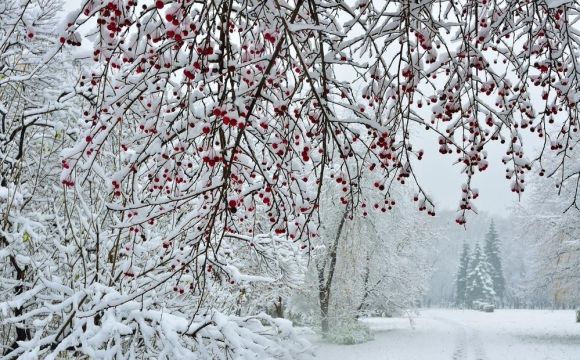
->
xmin=310 ymin=309 xmax=580 ymax=360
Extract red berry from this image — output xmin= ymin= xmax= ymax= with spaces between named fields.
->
xmin=156 ymin=1 xmax=164 ymax=9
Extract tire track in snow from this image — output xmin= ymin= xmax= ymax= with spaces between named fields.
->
xmin=431 ymin=315 xmax=489 ymax=360
xmin=468 ymin=329 xmax=489 ymax=360
xmin=451 ymin=324 xmax=467 ymax=360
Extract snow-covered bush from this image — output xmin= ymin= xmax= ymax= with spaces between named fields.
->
xmin=0 ymin=0 xmax=81 ymax=355
xmin=328 ymin=319 xmax=373 ymax=345
xmin=471 ymin=302 xmax=494 ymax=312
xmin=286 ymin=284 xmax=321 ymax=327
xmin=484 ymin=305 xmax=495 ymax=313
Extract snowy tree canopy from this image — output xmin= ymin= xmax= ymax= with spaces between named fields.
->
xmin=454 ymin=241 xmax=470 ymax=306
xmin=466 ymin=242 xmax=495 ymax=305
xmin=513 ymin=146 xmax=580 ymax=303
xmin=483 ymin=221 xmax=506 ymax=300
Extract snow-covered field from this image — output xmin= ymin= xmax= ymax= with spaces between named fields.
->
xmin=309 ymin=309 xmax=580 ymax=360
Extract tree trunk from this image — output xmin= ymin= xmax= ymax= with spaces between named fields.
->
xmin=317 ymin=263 xmax=330 ymax=338
xmin=320 ymin=299 xmax=330 ymax=336
xmin=356 ymin=253 xmax=372 ymax=315
xmin=4 ymin=254 xmax=30 ymax=356
xmin=275 ymin=296 xmax=284 ymax=318
xmin=317 ymin=201 xmax=351 ymax=339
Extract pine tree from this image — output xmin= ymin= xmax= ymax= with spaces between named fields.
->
xmin=484 ymin=221 xmax=506 ymax=301
xmin=465 ymin=242 xmax=495 ymax=307
xmin=454 ymin=241 xmax=470 ymax=306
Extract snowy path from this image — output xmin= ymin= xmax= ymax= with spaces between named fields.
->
xmin=430 ymin=314 xmax=488 ymax=360
xmin=310 ymin=309 xmax=580 ymax=360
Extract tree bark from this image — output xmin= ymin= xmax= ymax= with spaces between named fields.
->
xmin=274 ymin=296 xmax=284 ymax=318
xmin=4 ymin=254 xmax=30 ymax=356
xmin=356 ymin=253 xmax=372 ymax=314
xmin=318 ymin=201 xmax=350 ymax=338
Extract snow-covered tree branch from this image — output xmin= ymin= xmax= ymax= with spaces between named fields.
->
xmin=1 ymin=0 xmax=579 ymax=358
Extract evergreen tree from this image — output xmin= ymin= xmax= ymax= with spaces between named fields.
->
xmin=484 ymin=221 xmax=506 ymax=300
xmin=454 ymin=241 xmax=470 ymax=306
xmin=465 ymin=242 xmax=495 ymax=306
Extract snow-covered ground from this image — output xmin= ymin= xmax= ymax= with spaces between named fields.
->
xmin=309 ymin=309 xmax=580 ymax=360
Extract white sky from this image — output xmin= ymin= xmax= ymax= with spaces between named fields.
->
xmin=413 ymin=128 xmax=537 ymax=217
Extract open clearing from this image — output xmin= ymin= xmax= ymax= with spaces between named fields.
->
xmin=310 ymin=309 xmax=580 ymax=360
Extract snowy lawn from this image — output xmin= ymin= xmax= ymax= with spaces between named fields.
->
xmin=309 ymin=309 xmax=580 ymax=360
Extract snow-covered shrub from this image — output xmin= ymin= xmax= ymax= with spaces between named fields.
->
xmin=286 ymin=288 xmax=320 ymax=328
xmin=0 ymin=0 xmax=82 ymax=354
xmin=328 ymin=319 xmax=373 ymax=345
xmin=484 ymin=305 xmax=495 ymax=313
xmin=471 ymin=301 xmax=494 ymax=311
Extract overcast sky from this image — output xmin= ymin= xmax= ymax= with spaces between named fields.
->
xmin=413 ymin=129 xmax=538 ymax=218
